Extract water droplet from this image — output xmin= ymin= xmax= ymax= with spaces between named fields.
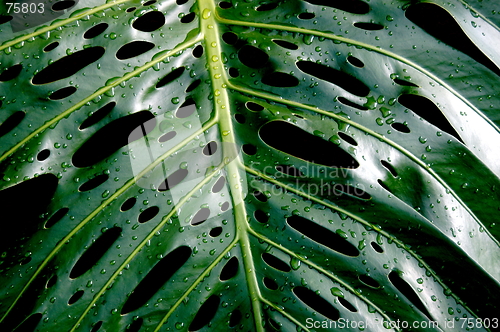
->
xmin=330 ymin=287 xmax=344 ymax=298
xmin=202 ymin=8 xmax=211 ymax=19
xmin=290 ymin=257 xmax=301 ymax=270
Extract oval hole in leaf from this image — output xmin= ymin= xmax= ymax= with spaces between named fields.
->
xmin=78 ymin=174 xmax=109 ymax=192
xmin=143 ymin=0 xmax=156 ymax=5
xmin=263 ymin=277 xmax=278 ymax=290
xmin=353 ymin=22 xmax=384 ymax=30
xmin=188 ymin=295 xmax=220 ymax=331
xmin=70 ymin=227 xmax=122 ymax=279
xmin=405 ymin=3 xmax=500 ymax=76
xmin=0 ymin=15 xmax=13 ymax=25
xmin=0 ymin=64 xmax=22 ymax=81
xmin=158 ymin=168 xmax=188 ymax=191
xmin=46 ymin=275 xmax=57 ymax=288
xmin=229 ymin=310 xmax=242 ymax=327
xmin=120 ymin=246 xmax=191 ymax=314
xmin=84 ymin=23 xmax=108 ymax=39
xmin=238 ymin=45 xmax=269 ymax=69
xmin=260 ymin=121 xmax=360 ymax=168
xmin=347 ymin=56 xmax=364 ymax=68
xmin=79 ymin=102 xmax=116 ymax=130
xmin=43 ymin=42 xmax=59 ymax=52
xmin=156 ymin=67 xmax=185 ymax=88
xmin=219 ymin=1 xmax=232 ymax=9
xmin=91 ymin=321 xmax=103 ymax=332
xmin=393 ymin=78 xmax=419 ymax=87
xmin=121 ymin=197 xmax=136 ymax=211
xmin=262 ymin=72 xmax=299 ymax=87
xmin=275 ymin=165 xmax=304 ymax=177
xmin=48 ymin=86 xmax=77 ymax=100
xmin=116 ymin=41 xmax=155 ymax=60
xmin=186 ymin=79 xmax=201 ymax=92
xmin=191 ymin=208 xmax=210 ymax=226
xmin=52 ymin=1 xmax=76 ymax=11
xmin=203 ymin=141 xmax=218 ymax=156
xmin=0 ymin=111 xmax=25 ymax=138
xmin=293 ymin=286 xmax=340 ymax=321
xmin=68 ymin=290 xmax=84 ymax=305
xmin=381 ymin=160 xmax=398 ymax=177
xmin=180 ymin=12 xmax=195 ymax=23
xmin=138 ymin=206 xmax=159 ymax=223
xmin=159 ymin=130 xmax=176 ymax=143
xmin=222 ymin=32 xmax=238 ymax=45
xmin=245 ymin=101 xmax=264 ymax=112
xmin=125 ymin=317 xmax=143 ymax=332
xmin=44 ymin=207 xmax=68 ymax=228
xmin=391 ymin=122 xmax=410 ymax=133
xmin=287 ymin=215 xmax=359 ymax=256
xmin=303 ymin=0 xmax=369 ymax=14
xmin=235 ymin=113 xmax=246 ymax=124
xmin=371 ymin=241 xmax=384 ymax=253
xmin=132 ymin=11 xmax=165 ymax=32
xmin=359 ymin=274 xmax=380 ymax=288
xmin=73 ymin=111 xmax=155 ymax=168
xmin=212 ymin=176 xmax=226 ymax=193
xmin=298 ymin=12 xmax=315 ymax=19
xmin=126 ymin=6 xmax=136 ymax=12
xmin=221 ymin=201 xmax=230 ymax=211
xmin=242 ymin=143 xmax=257 ymax=155
xmin=262 ymin=253 xmax=291 ymax=272
xmin=220 ymin=256 xmax=239 ymax=281
xmin=32 ymin=47 xmax=105 ymax=84
xmin=272 ymin=39 xmax=298 ymax=50
xmin=253 ymin=190 xmax=267 ymax=202
xmin=338 ymin=297 xmax=357 ymax=312
xmin=331 ymin=183 xmax=371 ymax=200
xmin=13 ymin=313 xmax=42 ymax=332
xmin=398 ymin=94 xmax=463 ymax=143
xmin=254 ymin=210 xmax=269 ymax=223
xmin=37 ymin=149 xmax=50 ymax=161
xmin=256 ymin=2 xmax=278 ymax=11
xmin=176 ymin=98 xmax=196 ymax=118
xmin=337 ymin=96 xmax=368 ymax=111
xmin=192 ymin=45 xmax=204 ymax=58
xmin=338 ymin=132 xmax=358 ymax=146
xmin=388 ymin=271 xmax=432 ymax=318
xmin=297 ymin=61 xmax=369 ymax=97
xmin=209 ymin=226 xmax=222 ymax=237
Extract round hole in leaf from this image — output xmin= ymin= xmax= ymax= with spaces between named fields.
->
xmin=126 ymin=7 xmax=136 ymax=12
xmin=228 ymin=67 xmax=239 ymax=77
xmin=221 ymin=201 xmax=230 ymax=211
xmin=263 ymin=277 xmax=278 ymax=290
xmin=37 ymin=149 xmax=50 ymax=161
xmin=192 ymin=45 xmax=204 ymax=58
xmin=254 ymin=210 xmax=269 ymax=223
xmin=219 ymin=1 xmax=232 ymax=9
xmin=222 ymin=32 xmax=238 ymax=45
xmin=210 ymin=226 xmax=223 ymax=237
xmin=203 ymin=141 xmax=218 ymax=156
xmin=121 ymin=197 xmax=137 ymax=211
xmin=138 ymin=206 xmax=159 ymax=223
xmin=242 ymin=143 xmax=257 ymax=155
xmin=132 ymin=11 xmax=165 ymax=32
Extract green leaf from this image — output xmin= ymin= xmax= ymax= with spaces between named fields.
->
xmin=1 ymin=0 xmax=499 ymax=331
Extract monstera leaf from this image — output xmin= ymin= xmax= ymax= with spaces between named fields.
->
xmin=1 ymin=0 xmax=500 ymax=331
